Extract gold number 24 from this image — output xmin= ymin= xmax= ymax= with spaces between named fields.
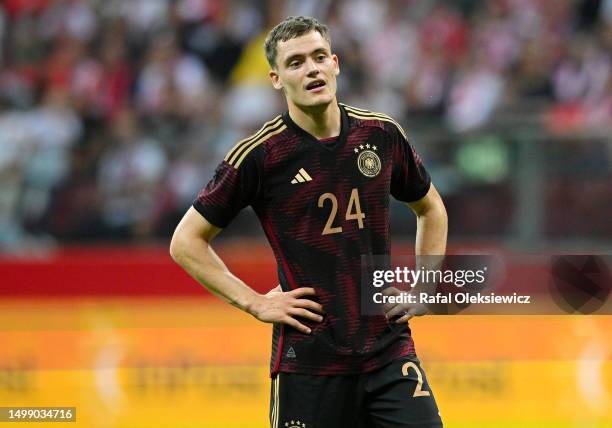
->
xmin=317 ymin=188 xmax=365 ymax=235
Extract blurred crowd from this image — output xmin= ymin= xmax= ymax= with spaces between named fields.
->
xmin=0 ymin=0 xmax=611 ymax=249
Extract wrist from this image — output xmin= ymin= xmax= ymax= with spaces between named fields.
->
xmin=244 ymin=291 xmax=263 ymax=318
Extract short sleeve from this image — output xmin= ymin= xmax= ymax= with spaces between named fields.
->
xmin=389 ymin=124 xmax=431 ymax=203
xmin=192 ymin=152 xmax=261 ymax=228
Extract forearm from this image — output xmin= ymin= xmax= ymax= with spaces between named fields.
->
xmin=393 ymin=192 xmax=447 ymax=317
xmin=385 ymin=200 xmax=448 ymax=322
xmin=170 ymin=228 xmax=323 ymax=333
xmin=406 ymin=184 xmax=448 ymax=283
xmin=170 ymin=236 xmax=260 ymax=314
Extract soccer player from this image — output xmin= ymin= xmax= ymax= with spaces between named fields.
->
xmin=170 ymin=16 xmax=447 ymax=428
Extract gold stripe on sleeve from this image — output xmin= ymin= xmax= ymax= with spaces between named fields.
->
xmin=232 ymin=124 xmax=287 ymax=168
xmin=274 ymin=375 xmax=280 ymax=428
xmin=224 ymin=116 xmax=282 ymax=163
xmin=270 ymin=375 xmax=276 ymax=428
xmin=342 ymin=104 xmax=408 ymax=141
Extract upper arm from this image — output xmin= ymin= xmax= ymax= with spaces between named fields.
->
xmin=388 ymin=123 xmax=431 ymax=203
xmin=193 ymin=151 xmax=262 ymax=229
xmin=170 ymin=207 xmax=222 ymax=259
xmin=406 ymin=183 xmax=446 ymax=217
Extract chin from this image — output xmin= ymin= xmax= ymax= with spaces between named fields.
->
xmin=304 ymin=94 xmax=334 ymax=108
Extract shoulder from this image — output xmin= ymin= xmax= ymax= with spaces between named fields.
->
xmin=340 ymin=103 xmax=408 ymax=141
xmin=223 ymin=115 xmax=288 ymax=169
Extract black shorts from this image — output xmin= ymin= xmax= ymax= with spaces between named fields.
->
xmin=269 ymin=357 xmax=442 ymax=428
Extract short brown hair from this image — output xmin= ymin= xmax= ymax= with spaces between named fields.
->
xmin=264 ymin=16 xmax=331 ymax=68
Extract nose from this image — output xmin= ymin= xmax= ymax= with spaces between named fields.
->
xmin=305 ymin=58 xmax=320 ymax=76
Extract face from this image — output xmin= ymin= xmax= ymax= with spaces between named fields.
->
xmin=269 ymin=31 xmax=340 ymax=110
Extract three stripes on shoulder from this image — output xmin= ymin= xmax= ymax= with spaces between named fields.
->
xmin=224 ymin=116 xmax=286 ymax=169
xmin=341 ymin=104 xmax=408 ymax=141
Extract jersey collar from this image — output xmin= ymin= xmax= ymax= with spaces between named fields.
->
xmin=282 ymin=103 xmax=349 ymax=151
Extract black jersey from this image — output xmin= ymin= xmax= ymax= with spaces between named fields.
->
xmin=194 ymin=103 xmax=431 ymax=375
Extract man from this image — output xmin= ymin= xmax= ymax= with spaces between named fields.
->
xmin=170 ymin=16 xmax=447 ymax=428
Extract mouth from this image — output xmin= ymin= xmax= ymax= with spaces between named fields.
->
xmin=306 ymin=79 xmax=326 ymax=92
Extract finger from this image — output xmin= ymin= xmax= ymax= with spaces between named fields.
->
xmin=293 ymin=299 xmax=325 ymax=314
xmin=395 ymin=306 xmax=427 ymax=324
xmin=288 ymin=307 xmax=324 ymax=322
xmin=382 ymin=287 xmax=401 ymax=296
xmin=409 ymin=305 xmax=428 ymax=317
xmin=288 ymin=287 xmax=317 ymax=297
xmin=385 ymin=304 xmax=406 ymax=319
xmin=395 ymin=313 xmax=412 ymax=324
xmin=265 ymin=285 xmax=283 ymax=297
xmin=283 ymin=316 xmax=311 ymax=334
xmin=382 ymin=302 xmax=397 ymax=313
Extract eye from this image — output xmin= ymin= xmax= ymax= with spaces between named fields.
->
xmin=316 ymin=54 xmax=326 ymax=61
xmin=289 ymin=60 xmax=301 ymax=68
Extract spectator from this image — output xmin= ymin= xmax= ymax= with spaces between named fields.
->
xmin=135 ymin=33 xmax=210 ymax=118
xmin=71 ymin=34 xmax=133 ymax=121
xmin=97 ymin=108 xmax=167 ymax=239
xmin=20 ymin=87 xmax=83 ymax=228
xmin=446 ymin=52 xmax=504 ymax=132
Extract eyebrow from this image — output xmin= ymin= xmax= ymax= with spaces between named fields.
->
xmin=284 ymin=48 xmax=329 ymax=65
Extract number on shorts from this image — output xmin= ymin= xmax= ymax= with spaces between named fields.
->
xmin=402 ymin=361 xmax=431 ymax=397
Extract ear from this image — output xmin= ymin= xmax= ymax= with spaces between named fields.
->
xmin=332 ymin=54 xmax=340 ymax=76
xmin=269 ymin=69 xmax=283 ymax=90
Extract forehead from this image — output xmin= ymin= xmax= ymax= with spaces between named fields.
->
xmin=276 ymin=31 xmax=331 ymax=61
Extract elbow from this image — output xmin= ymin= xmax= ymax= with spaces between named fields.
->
xmin=418 ymin=203 xmax=447 ymax=226
xmin=170 ymin=226 xmax=211 ymax=266
xmin=428 ymin=186 xmax=447 ymax=222
xmin=434 ymin=199 xmax=448 ymax=233
xmin=438 ymin=200 xmax=448 ymax=224
xmin=170 ymin=207 xmax=217 ymax=266
xmin=417 ymin=192 xmax=447 ymax=221
xmin=169 ymin=230 xmax=186 ymax=264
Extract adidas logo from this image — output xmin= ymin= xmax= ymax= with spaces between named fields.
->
xmin=291 ymin=168 xmax=312 ymax=184
xmin=286 ymin=347 xmax=296 ymax=358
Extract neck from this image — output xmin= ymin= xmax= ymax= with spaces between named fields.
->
xmin=287 ymin=100 xmax=341 ymax=139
